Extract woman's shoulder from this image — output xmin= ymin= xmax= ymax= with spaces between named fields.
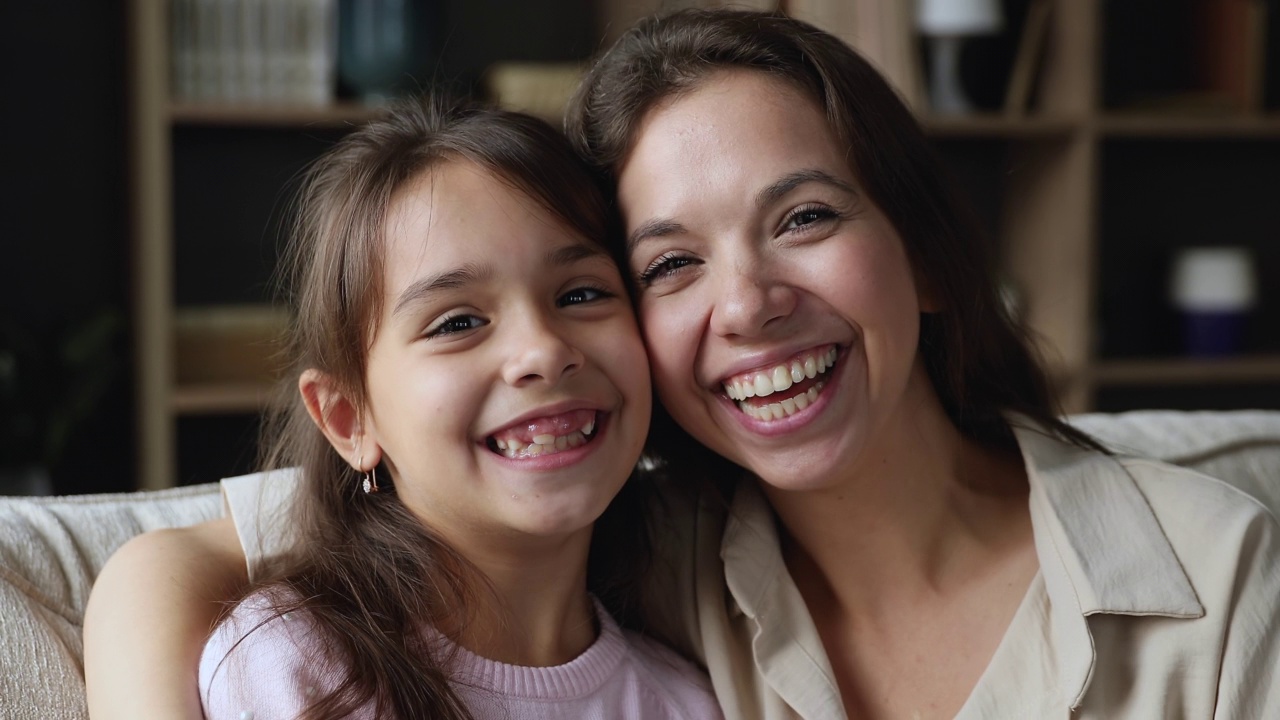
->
xmin=1119 ymin=455 xmax=1278 ymax=542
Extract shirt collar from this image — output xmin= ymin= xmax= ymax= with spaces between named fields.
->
xmin=1011 ymin=418 xmax=1204 ymax=708
xmin=720 ymin=481 xmax=846 ymax=720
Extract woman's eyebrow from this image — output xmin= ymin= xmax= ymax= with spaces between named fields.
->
xmin=626 ymin=219 xmax=685 ymax=254
xmin=755 ymin=169 xmax=857 ymax=209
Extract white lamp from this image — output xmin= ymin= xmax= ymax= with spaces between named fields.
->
xmin=916 ymin=0 xmax=1004 ymax=114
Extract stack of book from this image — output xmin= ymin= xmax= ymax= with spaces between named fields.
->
xmin=171 ymin=0 xmax=337 ymax=106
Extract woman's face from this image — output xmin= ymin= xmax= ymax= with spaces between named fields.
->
xmin=616 ymin=70 xmax=929 ymax=491
xmin=362 ymin=161 xmax=650 ymax=545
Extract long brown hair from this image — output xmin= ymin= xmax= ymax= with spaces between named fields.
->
xmin=233 ymin=96 xmax=650 ymax=719
xmin=566 ymin=8 xmax=1100 ymax=473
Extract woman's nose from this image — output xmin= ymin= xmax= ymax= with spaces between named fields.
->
xmin=709 ymin=261 xmax=797 ymax=340
xmin=501 ymin=314 xmax=584 ymax=386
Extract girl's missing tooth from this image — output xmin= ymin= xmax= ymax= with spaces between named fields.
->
xmin=196 ymin=96 xmax=719 ymax=719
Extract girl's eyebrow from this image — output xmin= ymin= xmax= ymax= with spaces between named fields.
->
xmin=391 ymin=242 xmax=609 ymax=317
xmin=392 ymin=264 xmax=492 ymax=317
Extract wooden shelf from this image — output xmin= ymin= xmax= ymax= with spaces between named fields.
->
xmin=170 ymin=101 xmax=385 ymax=128
xmin=172 ymin=382 xmax=275 ymax=415
xmin=921 ymin=114 xmax=1083 ymax=138
xmin=1099 ymin=113 xmax=1280 ymax=138
xmin=1090 ymin=356 xmax=1280 ymax=387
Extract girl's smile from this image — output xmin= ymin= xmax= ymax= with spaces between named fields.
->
xmin=362 ymin=160 xmax=651 ymax=541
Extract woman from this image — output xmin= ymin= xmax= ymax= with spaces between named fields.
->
xmin=85 ymin=10 xmax=1279 ymax=719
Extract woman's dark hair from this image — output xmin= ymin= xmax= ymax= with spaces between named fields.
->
xmin=231 ymin=96 xmax=649 ymax=719
xmin=566 ymin=8 xmax=1100 ymax=470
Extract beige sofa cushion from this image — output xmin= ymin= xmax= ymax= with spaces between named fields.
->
xmin=0 ymin=410 xmax=1277 ymax=719
xmin=0 ymin=483 xmax=222 ymax=719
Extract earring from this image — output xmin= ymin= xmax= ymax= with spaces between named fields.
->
xmin=355 ymin=449 xmax=378 ymax=494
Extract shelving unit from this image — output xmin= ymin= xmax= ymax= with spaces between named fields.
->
xmin=127 ymin=0 xmax=1278 ymax=490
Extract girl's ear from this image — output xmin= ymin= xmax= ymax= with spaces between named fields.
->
xmin=299 ymin=369 xmax=382 ymax=470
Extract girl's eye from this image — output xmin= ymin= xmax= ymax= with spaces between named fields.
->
xmin=782 ymin=205 xmax=840 ymax=232
xmin=637 ymin=253 xmax=699 ymax=286
xmin=425 ymin=314 xmax=486 ymax=338
xmin=557 ymin=285 xmax=614 ymax=307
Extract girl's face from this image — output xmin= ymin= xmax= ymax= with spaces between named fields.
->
xmin=616 ymin=70 xmax=929 ymax=491
xmin=362 ymin=161 xmax=650 ymax=545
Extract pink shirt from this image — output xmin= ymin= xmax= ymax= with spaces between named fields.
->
xmin=199 ymin=594 xmax=723 ymax=719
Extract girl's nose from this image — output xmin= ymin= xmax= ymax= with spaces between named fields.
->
xmin=501 ymin=314 xmax=584 ymax=386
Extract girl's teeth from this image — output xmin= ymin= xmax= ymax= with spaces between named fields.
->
xmin=493 ymin=422 xmax=596 ymax=459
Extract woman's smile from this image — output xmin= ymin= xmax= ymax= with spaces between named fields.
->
xmin=619 ymin=70 xmax=925 ymax=490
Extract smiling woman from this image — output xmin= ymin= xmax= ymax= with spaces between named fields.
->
xmin=566 ymin=9 xmax=1280 ymax=719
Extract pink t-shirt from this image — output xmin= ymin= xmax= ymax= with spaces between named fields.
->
xmin=199 ymin=594 xmax=722 ymax=719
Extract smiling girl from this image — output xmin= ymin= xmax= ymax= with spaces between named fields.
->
xmin=97 ymin=97 xmax=720 ymax=719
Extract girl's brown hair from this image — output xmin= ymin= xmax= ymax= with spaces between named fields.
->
xmin=566 ymin=8 xmax=1100 ymax=469
xmin=236 ymin=96 xmax=649 ymax=719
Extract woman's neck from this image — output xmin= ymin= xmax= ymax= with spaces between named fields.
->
xmin=764 ymin=368 xmax=1034 ymax=618
xmin=447 ymin=526 xmax=597 ymax=667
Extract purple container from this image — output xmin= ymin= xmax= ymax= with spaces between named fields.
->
xmin=1181 ymin=310 xmax=1247 ymax=357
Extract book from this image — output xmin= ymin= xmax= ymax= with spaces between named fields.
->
xmin=1193 ymin=0 xmax=1268 ymax=112
xmin=1003 ymin=0 xmax=1052 ymax=116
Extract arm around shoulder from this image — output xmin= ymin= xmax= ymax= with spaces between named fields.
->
xmin=83 ymin=516 xmax=249 ymax=720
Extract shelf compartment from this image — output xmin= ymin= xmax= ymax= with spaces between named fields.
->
xmin=172 ymin=382 xmax=275 ymax=415
xmin=1100 ymin=113 xmax=1280 ymax=138
xmin=170 ymin=101 xmax=384 ymax=128
xmin=1091 ymin=356 xmax=1280 ymax=387
xmin=174 ymin=304 xmax=288 ymax=384
xmin=922 ymin=114 xmax=1084 ymax=138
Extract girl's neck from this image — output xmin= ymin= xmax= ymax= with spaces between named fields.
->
xmin=764 ymin=364 xmax=1033 ymax=617
xmin=448 ymin=526 xmax=598 ymax=667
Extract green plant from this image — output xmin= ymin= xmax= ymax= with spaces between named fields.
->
xmin=0 ymin=310 xmax=123 ymax=470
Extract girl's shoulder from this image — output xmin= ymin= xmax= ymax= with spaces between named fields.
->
xmin=617 ymin=626 xmax=724 ymax=719
xmin=199 ymin=589 xmax=351 ymax=719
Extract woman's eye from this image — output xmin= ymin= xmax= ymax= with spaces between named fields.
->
xmin=557 ymin=286 xmax=613 ymax=307
xmin=637 ymin=253 xmax=698 ymax=285
xmin=783 ymin=206 xmax=840 ymax=232
xmin=425 ymin=314 xmax=486 ymax=338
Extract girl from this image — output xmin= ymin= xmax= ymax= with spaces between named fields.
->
xmin=98 ymin=96 xmax=721 ymax=719
xmin=86 ymin=9 xmax=1280 ymax=719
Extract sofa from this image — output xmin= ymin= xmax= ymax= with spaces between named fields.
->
xmin=3 ymin=410 xmax=1279 ymax=719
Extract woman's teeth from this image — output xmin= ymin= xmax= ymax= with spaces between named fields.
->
xmin=738 ymin=383 xmax=824 ymax=421
xmin=723 ymin=347 xmax=837 ymax=400
xmin=492 ymin=418 xmax=596 ymax=459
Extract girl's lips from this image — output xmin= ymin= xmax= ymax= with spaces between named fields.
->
xmin=484 ymin=412 xmax=610 ymax=472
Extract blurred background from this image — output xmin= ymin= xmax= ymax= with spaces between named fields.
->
xmin=2 ymin=0 xmax=1277 ymax=496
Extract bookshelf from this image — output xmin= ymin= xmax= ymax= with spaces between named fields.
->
xmin=127 ymin=0 xmax=1279 ymax=490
